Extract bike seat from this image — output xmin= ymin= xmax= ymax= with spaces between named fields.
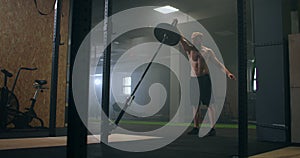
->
xmin=35 ymin=80 xmax=47 ymax=85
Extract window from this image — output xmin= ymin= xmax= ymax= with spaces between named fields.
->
xmin=123 ymin=76 xmax=131 ymax=95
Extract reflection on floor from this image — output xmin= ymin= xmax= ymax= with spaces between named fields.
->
xmin=250 ymin=147 xmax=300 ymax=158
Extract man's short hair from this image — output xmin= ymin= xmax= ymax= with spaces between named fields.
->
xmin=191 ymin=32 xmax=203 ymax=39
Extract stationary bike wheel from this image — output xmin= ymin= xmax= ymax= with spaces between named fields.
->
xmin=0 ymin=88 xmax=19 ymax=125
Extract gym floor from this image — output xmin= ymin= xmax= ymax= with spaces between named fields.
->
xmin=0 ymin=123 xmax=288 ymax=158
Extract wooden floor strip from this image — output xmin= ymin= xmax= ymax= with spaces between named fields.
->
xmin=0 ymin=134 xmax=161 ymax=150
xmin=250 ymin=147 xmax=300 ymax=158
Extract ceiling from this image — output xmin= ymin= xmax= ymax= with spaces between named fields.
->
xmin=92 ymin=0 xmax=238 ymax=33
xmin=112 ymin=0 xmax=237 ymax=19
xmin=92 ymin=0 xmax=241 ymax=66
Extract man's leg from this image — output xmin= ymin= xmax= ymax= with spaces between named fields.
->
xmin=202 ymin=75 xmax=216 ymax=136
xmin=188 ymin=106 xmax=201 ymax=135
xmin=193 ymin=105 xmax=201 ymax=128
xmin=207 ymin=105 xmax=215 ymax=129
xmin=206 ymin=104 xmax=216 ymax=136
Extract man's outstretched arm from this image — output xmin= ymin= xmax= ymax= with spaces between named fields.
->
xmin=208 ymin=50 xmax=236 ymax=80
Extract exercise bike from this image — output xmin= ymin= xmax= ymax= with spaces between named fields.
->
xmin=9 ymin=80 xmax=48 ymax=129
xmin=0 ymin=67 xmax=46 ymax=129
xmin=0 ymin=69 xmax=18 ymax=129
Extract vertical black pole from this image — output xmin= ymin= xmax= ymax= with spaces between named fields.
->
xmin=67 ymin=0 xmax=92 ymax=157
xmin=283 ymin=0 xmax=293 ymax=144
xmin=238 ymin=0 xmax=248 ymax=157
xmin=49 ymin=0 xmax=62 ymax=136
xmin=100 ymin=0 xmax=112 ymax=144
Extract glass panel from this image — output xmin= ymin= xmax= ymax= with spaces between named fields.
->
xmin=247 ymin=0 xmax=288 ymax=156
xmin=88 ymin=0 xmax=238 ymax=157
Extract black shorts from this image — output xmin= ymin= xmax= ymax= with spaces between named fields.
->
xmin=190 ymin=75 xmax=213 ymax=106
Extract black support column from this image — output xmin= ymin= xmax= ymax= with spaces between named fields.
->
xmin=49 ymin=0 xmax=62 ymax=136
xmin=67 ymin=0 xmax=92 ymax=158
xmin=100 ymin=0 xmax=112 ymax=145
xmin=238 ymin=0 xmax=248 ymax=157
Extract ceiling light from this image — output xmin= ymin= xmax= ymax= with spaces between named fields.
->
xmin=154 ymin=5 xmax=179 ymax=14
xmin=94 ymin=79 xmax=102 ymax=85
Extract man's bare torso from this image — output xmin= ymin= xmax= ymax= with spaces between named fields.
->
xmin=188 ymin=46 xmax=210 ymax=77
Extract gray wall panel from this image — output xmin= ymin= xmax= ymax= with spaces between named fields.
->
xmin=253 ymin=0 xmax=283 ymax=43
xmin=255 ymin=45 xmax=287 ymax=142
xmin=253 ymin=0 xmax=288 ymax=142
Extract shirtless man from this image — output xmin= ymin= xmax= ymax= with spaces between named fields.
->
xmin=179 ymin=32 xmax=236 ymax=136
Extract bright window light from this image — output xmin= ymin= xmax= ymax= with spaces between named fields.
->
xmin=94 ymin=74 xmax=103 ymax=77
xmin=123 ymin=77 xmax=131 ymax=95
xmin=123 ymin=87 xmax=131 ymax=95
xmin=154 ymin=5 xmax=179 ymax=14
xmin=123 ymin=77 xmax=131 ymax=86
xmin=95 ymin=79 xmax=102 ymax=85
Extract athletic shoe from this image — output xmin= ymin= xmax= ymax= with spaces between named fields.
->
xmin=205 ymin=128 xmax=216 ymax=137
xmin=187 ymin=127 xmax=199 ymax=135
